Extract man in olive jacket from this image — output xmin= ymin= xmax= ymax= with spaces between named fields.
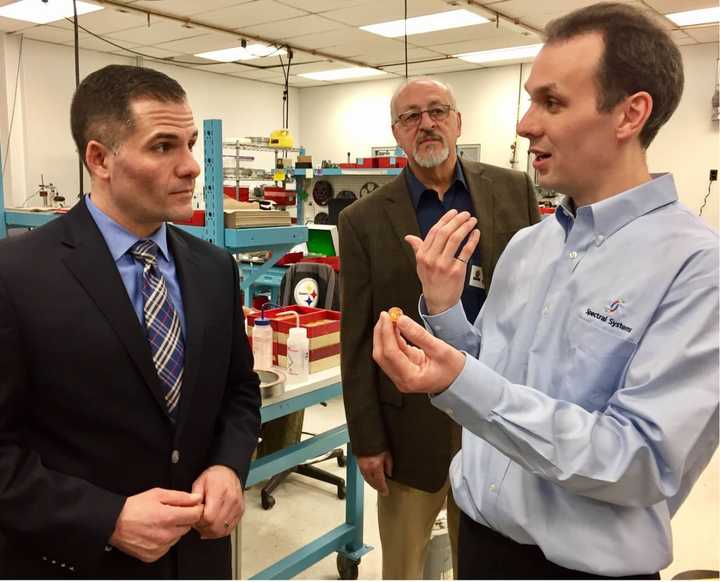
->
xmin=339 ymin=77 xmax=540 ymax=579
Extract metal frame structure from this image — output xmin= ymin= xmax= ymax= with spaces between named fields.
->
xmin=244 ymin=372 xmax=371 ymax=579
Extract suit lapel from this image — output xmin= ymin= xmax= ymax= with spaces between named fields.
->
xmin=167 ymin=227 xmax=205 ymax=431
xmin=461 ymin=160 xmax=496 ymax=286
xmin=59 ymin=201 xmax=171 ymax=418
xmin=382 ymin=172 xmax=421 ymax=272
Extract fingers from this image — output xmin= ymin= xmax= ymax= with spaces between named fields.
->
xmin=457 ymin=228 xmax=481 ymax=264
xmin=357 ymin=455 xmax=390 ymax=496
xmin=156 ymin=488 xmax=203 ymax=507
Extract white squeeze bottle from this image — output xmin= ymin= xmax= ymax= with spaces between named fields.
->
xmin=252 ymin=317 xmax=273 ymax=371
xmin=286 ymin=326 xmax=309 ymax=382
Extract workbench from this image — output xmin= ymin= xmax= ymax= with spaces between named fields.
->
xmin=239 ymin=367 xmax=371 ymax=580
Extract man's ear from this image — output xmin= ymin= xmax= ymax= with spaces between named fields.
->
xmin=456 ymin=110 xmax=462 ymax=137
xmin=616 ymin=91 xmax=652 ymax=143
xmin=85 ymin=140 xmax=113 ymax=180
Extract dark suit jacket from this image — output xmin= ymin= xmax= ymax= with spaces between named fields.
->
xmin=338 ymin=160 xmax=540 ymax=492
xmin=0 ymin=200 xmax=261 ymax=579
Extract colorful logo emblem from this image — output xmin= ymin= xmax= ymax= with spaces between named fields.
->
xmin=605 ymin=298 xmax=625 ymax=314
xmin=293 ymin=277 xmax=319 ymax=308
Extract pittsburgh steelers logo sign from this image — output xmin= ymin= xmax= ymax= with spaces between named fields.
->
xmin=293 ymin=277 xmax=319 ymax=307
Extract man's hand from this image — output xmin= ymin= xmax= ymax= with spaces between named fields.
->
xmin=405 ymin=209 xmax=480 ymax=315
xmin=373 ymin=311 xmax=465 ymax=394
xmin=109 ymin=488 xmax=204 ymax=563
xmin=191 ymin=465 xmax=244 ymax=539
xmin=357 ymin=452 xmax=394 ymax=496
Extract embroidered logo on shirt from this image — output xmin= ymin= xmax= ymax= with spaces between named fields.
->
xmin=586 ymin=306 xmax=632 ymax=333
xmin=605 ymin=298 xmax=625 ymax=314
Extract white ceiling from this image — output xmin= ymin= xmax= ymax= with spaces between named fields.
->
xmin=0 ymin=0 xmax=716 ymax=87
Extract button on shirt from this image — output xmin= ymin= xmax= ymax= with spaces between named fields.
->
xmin=85 ymin=196 xmax=186 ymax=336
xmin=406 ymin=163 xmax=486 ymax=322
xmin=423 ymin=174 xmax=719 ymax=576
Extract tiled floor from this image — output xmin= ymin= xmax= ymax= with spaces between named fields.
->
xmin=240 ymin=397 xmax=719 ymax=580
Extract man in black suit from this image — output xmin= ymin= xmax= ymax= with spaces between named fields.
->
xmin=0 ymin=65 xmax=261 ymax=578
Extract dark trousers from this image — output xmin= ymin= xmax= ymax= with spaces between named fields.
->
xmin=458 ymin=512 xmax=661 ymax=580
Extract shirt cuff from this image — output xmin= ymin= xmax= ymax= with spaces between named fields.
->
xmin=419 ymin=296 xmax=469 ymax=344
xmin=431 ymin=353 xmax=506 ymax=422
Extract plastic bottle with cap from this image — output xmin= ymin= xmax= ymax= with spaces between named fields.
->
xmin=251 ymin=309 xmax=273 ymax=371
xmin=277 ymin=310 xmax=309 ymax=383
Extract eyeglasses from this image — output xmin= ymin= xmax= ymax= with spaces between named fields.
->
xmin=393 ymin=104 xmax=455 ymax=128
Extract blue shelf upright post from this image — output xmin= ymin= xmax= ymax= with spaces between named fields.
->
xmin=203 ymin=119 xmax=224 ymax=247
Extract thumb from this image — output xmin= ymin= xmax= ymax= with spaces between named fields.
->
xmin=158 ymin=489 xmax=203 ymax=507
xmin=404 ymin=235 xmax=422 ymax=254
xmin=396 ymin=315 xmax=444 ymax=355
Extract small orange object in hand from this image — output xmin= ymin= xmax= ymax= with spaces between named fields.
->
xmin=389 ymin=307 xmax=403 ymax=324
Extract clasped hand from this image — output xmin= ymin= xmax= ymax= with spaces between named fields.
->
xmin=109 ymin=465 xmax=244 ymax=563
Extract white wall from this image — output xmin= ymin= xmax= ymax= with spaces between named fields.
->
xmin=299 ymin=45 xmax=719 ymax=229
xmin=648 ymin=43 xmax=720 ymax=230
xmin=0 ymin=35 xmax=300 ymax=208
xmin=299 ymin=63 xmax=531 ymax=171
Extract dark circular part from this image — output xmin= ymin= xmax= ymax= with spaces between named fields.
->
xmin=359 ymin=181 xmax=380 ymax=198
xmin=338 ymin=484 xmax=346 ymax=500
xmin=312 ymin=180 xmax=334 ymax=206
xmin=336 ymin=190 xmax=357 ymax=201
xmin=337 ymin=555 xmax=360 ymax=580
xmin=261 ymin=491 xmax=276 ymax=510
xmin=314 ymin=212 xmax=329 ymax=224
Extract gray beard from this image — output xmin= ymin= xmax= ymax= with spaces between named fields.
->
xmin=413 ymin=146 xmax=450 ymax=168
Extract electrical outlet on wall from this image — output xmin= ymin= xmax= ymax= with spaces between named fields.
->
xmin=710 ymin=169 xmax=718 ymax=181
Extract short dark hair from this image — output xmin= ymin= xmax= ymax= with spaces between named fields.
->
xmin=70 ymin=65 xmax=187 ymax=166
xmin=545 ymin=2 xmax=683 ymax=147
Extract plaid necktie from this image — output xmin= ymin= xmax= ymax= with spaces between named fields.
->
xmin=130 ymin=240 xmax=184 ymax=418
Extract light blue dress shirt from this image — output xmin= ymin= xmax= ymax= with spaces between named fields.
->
xmin=85 ymin=195 xmax=187 ymax=337
xmin=423 ymin=174 xmax=719 ymax=576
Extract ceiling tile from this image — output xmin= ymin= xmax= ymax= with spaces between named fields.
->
xmin=382 ymin=59 xmax=479 ymax=76
xmin=106 ymin=19 xmax=208 ymax=45
xmin=54 ymin=7 xmax=148 ymax=34
xmin=428 ymin=33 xmax=540 ymax=56
xmin=364 ymin=47 xmax=446 ymax=66
xmin=322 ymin=0 xmax=453 ymax=27
xmin=274 ymin=0 xmax=371 ymax=13
xmin=197 ymin=0 xmax=305 ymax=29
xmin=407 ymin=22 xmax=539 ymax=47
xmin=241 ymin=14 xmax=344 ymax=40
xmin=130 ymin=0 xmax=254 ymax=17
xmin=19 ymin=24 xmax=78 ymax=43
xmin=132 ymin=45 xmax=185 ymax=58
xmin=290 ymin=27 xmax=374 ymax=50
xmin=685 ymin=24 xmax=719 ymax=43
xmin=644 ymin=0 xmax=718 ymax=13
xmin=152 ymin=32 xmax=240 ymax=53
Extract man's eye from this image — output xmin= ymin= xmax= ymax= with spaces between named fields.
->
xmin=429 ymin=107 xmax=445 ymax=117
xmin=405 ymin=112 xmax=420 ymax=122
xmin=153 ymin=142 xmax=170 ymax=152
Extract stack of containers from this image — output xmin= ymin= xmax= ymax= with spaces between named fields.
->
xmin=246 ymin=305 xmax=341 ymax=374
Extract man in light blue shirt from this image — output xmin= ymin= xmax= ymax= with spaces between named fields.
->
xmin=371 ymin=2 xmax=719 ymax=579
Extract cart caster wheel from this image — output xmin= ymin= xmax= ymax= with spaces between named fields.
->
xmin=261 ymin=492 xmax=276 ymax=510
xmin=337 ymin=554 xmax=359 ymax=580
xmin=337 ymin=453 xmax=346 ymax=467
xmin=337 ymin=484 xmax=346 ymax=500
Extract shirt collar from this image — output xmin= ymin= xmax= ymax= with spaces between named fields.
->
xmin=85 ymin=195 xmax=170 ymax=262
xmin=405 ymin=159 xmax=468 ymax=209
xmin=554 ymin=173 xmax=678 ymax=241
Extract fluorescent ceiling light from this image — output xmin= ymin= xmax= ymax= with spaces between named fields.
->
xmin=0 ymin=0 xmax=102 ymax=24
xmin=299 ymin=67 xmax=387 ymax=81
xmin=665 ymin=7 xmax=720 ymax=26
xmin=195 ymin=44 xmax=286 ymax=62
xmin=360 ymin=9 xmax=488 ymax=38
xmin=455 ymin=44 xmax=543 ymax=64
